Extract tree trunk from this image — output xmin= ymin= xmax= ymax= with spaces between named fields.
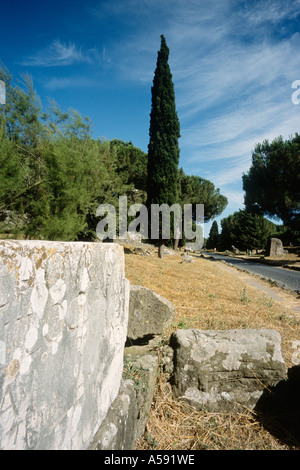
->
xmin=173 ymin=238 xmax=179 ymax=251
xmin=158 ymin=241 xmax=165 ymax=258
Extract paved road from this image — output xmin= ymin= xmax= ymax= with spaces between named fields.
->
xmin=202 ymin=252 xmax=300 ymax=293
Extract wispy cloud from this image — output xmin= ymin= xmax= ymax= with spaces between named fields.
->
xmin=157 ymin=1 xmax=300 ymax=189
xmin=44 ymin=76 xmax=98 ymax=90
xmin=38 ymin=0 xmax=300 ymax=195
xmin=240 ymin=0 xmax=300 ymax=25
xmin=22 ymin=40 xmax=100 ymax=67
xmin=221 ymin=189 xmax=245 ymax=208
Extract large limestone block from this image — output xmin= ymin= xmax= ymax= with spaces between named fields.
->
xmin=124 ymin=348 xmax=159 ymax=440
xmin=268 ymin=238 xmax=285 ymax=256
xmin=127 ymin=285 xmax=175 ymax=342
xmin=89 ymin=350 xmax=159 ymax=450
xmin=170 ymin=328 xmax=286 ymax=412
xmin=88 ymin=379 xmax=137 ymax=450
xmin=0 ymin=240 xmax=130 ymax=450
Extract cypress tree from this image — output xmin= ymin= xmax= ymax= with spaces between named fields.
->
xmin=147 ymin=35 xmax=181 ymax=256
xmin=206 ymin=220 xmax=219 ymax=249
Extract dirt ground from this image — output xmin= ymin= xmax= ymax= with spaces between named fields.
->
xmin=123 ymin=246 xmax=300 ymax=450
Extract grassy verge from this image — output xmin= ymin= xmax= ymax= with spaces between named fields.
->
xmin=124 ymin=249 xmax=300 ymax=450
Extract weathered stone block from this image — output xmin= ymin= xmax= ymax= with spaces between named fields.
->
xmin=0 ymin=240 xmax=130 ymax=449
xmin=89 ymin=348 xmax=159 ymax=450
xmin=88 ymin=379 xmax=138 ymax=450
xmin=170 ymin=328 xmax=286 ymax=412
xmin=124 ymin=348 xmax=159 ymax=439
xmin=182 ymin=254 xmax=194 ymax=263
xmin=268 ymin=238 xmax=285 ymax=256
xmin=127 ymin=285 xmax=175 ymax=342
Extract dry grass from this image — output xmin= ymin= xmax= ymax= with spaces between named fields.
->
xmin=124 ymin=247 xmax=300 ymax=450
xmin=136 ymin=375 xmax=289 ymax=451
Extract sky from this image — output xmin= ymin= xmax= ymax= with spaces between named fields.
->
xmin=1 ymin=0 xmax=300 ymax=238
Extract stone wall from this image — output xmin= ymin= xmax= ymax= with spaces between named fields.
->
xmin=0 ymin=240 xmax=130 ymax=450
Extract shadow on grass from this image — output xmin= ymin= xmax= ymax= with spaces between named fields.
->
xmin=254 ymin=365 xmax=300 ymax=448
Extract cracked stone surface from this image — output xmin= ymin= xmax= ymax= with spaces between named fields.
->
xmin=170 ymin=328 xmax=286 ymax=412
xmin=0 ymin=240 xmax=129 ymax=450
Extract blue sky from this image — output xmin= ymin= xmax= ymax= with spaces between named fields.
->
xmin=1 ymin=0 xmax=300 ymax=238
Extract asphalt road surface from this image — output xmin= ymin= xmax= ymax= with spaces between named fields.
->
xmin=202 ymin=252 xmax=300 ymax=293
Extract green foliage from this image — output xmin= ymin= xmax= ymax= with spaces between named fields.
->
xmin=0 ymin=66 xmax=44 ymax=146
xmin=243 ymin=134 xmax=300 ymax=240
xmin=0 ymin=131 xmax=27 ymax=208
xmin=0 ymin=99 xmax=147 ymax=240
xmin=219 ymin=209 xmax=277 ymax=251
xmin=41 ymin=99 xmax=93 ymax=141
xmin=147 ymin=35 xmax=181 ymax=212
xmin=0 ymin=62 xmax=228 ymax=242
xmin=123 ymin=356 xmax=148 ymax=392
xmin=206 ymin=220 xmax=219 ymax=249
xmin=240 ymin=287 xmax=251 ymax=303
xmin=178 ymin=170 xmax=227 ymax=223
xmin=25 ymin=139 xmax=107 ymax=240
xmin=172 ymin=318 xmax=189 ymax=329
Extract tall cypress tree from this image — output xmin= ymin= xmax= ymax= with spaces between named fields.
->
xmin=206 ymin=220 xmax=219 ymax=249
xmin=147 ymin=35 xmax=181 ymax=256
